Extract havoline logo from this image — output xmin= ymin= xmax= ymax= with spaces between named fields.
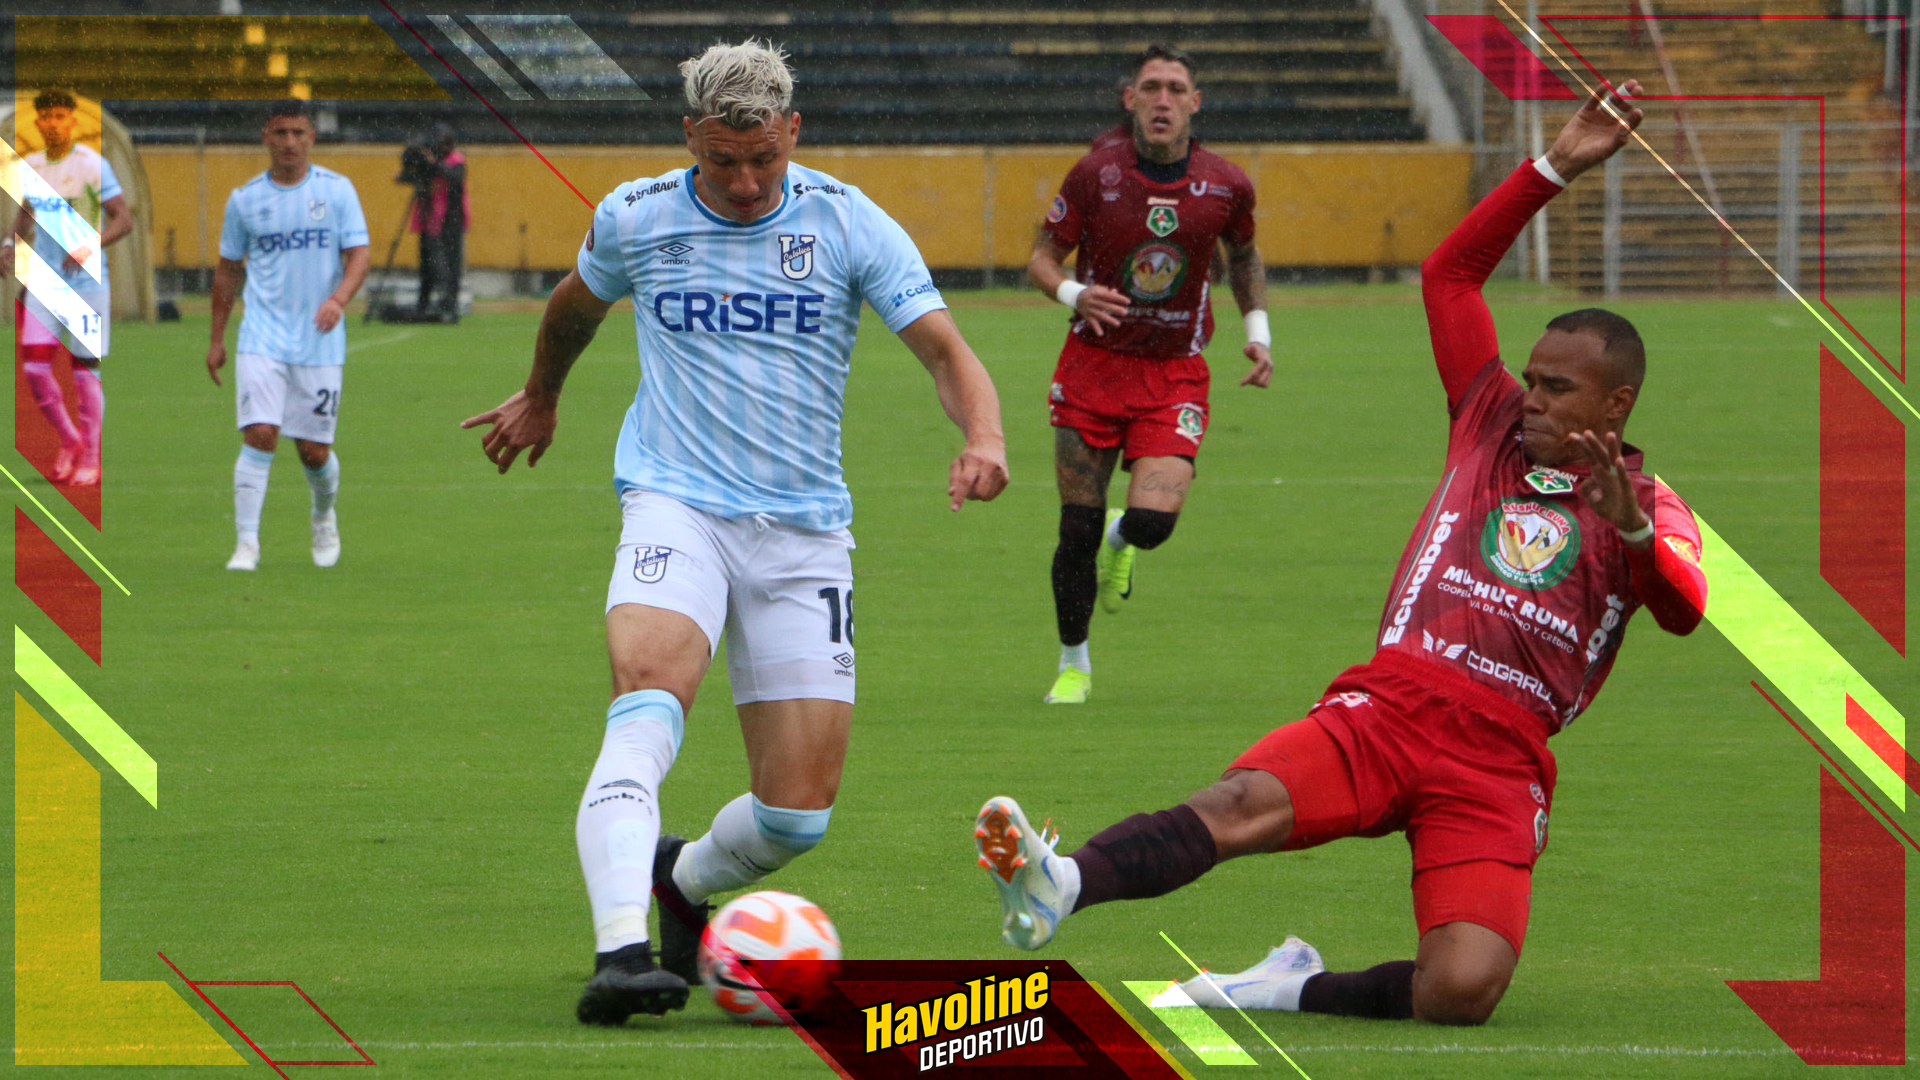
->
xmin=1480 ymin=498 xmax=1580 ymax=589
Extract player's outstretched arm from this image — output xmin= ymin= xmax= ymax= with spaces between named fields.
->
xmin=1223 ymin=238 xmax=1271 ymax=388
xmin=1421 ymin=81 xmax=1644 ymax=406
xmin=1027 ymin=238 xmax=1128 ymax=336
xmin=461 ymin=270 xmax=613 ymax=474
xmin=206 ymin=256 xmax=246 ymax=386
xmin=896 ymin=310 xmax=1010 ymax=511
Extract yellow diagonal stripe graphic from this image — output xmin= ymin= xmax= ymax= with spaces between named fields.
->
xmin=1123 ymin=981 xmax=1256 ymax=1066
xmin=15 ymin=627 xmax=157 ymax=807
xmin=1691 ymin=509 xmax=1906 ymax=808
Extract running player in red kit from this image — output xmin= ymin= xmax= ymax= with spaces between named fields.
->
xmin=1033 ymin=44 xmax=1273 ymax=705
xmin=976 ymin=82 xmax=1711 ymax=1025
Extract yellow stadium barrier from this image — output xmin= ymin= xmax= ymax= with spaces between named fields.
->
xmin=139 ymin=143 xmax=1469 ymax=273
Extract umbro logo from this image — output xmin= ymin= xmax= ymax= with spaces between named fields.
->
xmin=597 ymin=779 xmax=646 ymax=791
xmin=657 ymin=240 xmax=694 ymax=263
xmin=833 ymin=652 xmax=854 ymax=670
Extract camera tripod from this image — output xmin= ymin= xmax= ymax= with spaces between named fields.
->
xmin=362 ymin=188 xmax=426 ymax=325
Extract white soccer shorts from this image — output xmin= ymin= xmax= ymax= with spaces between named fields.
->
xmin=235 ymin=352 xmax=342 ymax=443
xmin=22 ymin=287 xmax=109 ymax=359
xmin=606 ymin=488 xmax=857 ymax=706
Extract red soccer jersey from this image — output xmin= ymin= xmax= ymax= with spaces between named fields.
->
xmin=1040 ymin=140 xmax=1255 ymax=358
xmin=1375 ymin=160 xmax=1709 ymax=733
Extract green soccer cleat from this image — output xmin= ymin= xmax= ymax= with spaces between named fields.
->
xmin=1095 ymin=508 xmax=1134 ymax=614
xmin=974 ymin=796 xmax=1068 ymax=951
xmin=1044 ymin=667 xmax=1091 ymax=705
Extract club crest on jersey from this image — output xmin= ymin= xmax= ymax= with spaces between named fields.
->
xmin=1146 ymin=205 xmax=1179 ymax=237
xmin=307 ymin=198 xmax=327 ymax=221
xmin=1124 ymin=241 xmax=1188 ymax=301
xmin=1099 ymin=163 xmax=1123 ymax=187
xmin=1481 ymin=498 xmax=1582 ymax=590
xmin=1523 ymin=467 xmax=1577 ymax=495
xmin=632 ymin=545 xmax=672 ymax=584
xmin=778 ymin=234 xmax=816 ymax=280
xmin=1047 ymin=195 xmax=1067 ymax=224
xmin=1175 ymin=404 xmax=1206 ymax=443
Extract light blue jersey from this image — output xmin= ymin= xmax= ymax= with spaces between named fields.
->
xmin=577 ymin=162 xmax=946 ymax=531
xmin=219 ymin=165 xmax=369 ymax=367
xmin=23 ymin=144 xmax=120 ymax=291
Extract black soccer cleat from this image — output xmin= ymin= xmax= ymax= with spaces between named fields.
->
xmin=652 ymin=834 xmax=713 ymax=983
xmin=576 ymin=942 xmax=689 ymax=1025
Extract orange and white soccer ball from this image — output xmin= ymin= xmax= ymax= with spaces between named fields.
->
xmin=697 ymin=890 xmax=842 ymax=1025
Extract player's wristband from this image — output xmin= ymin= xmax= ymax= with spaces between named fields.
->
xmin=1532 ymin=156 xmax=1568 ymax=188
xmin=1054 ymin=280 xmax=1086 ymax=310
xmin=1244 ymin=309 xmax=1271 ymax=348
xmin=1618 ymin=520 xmax=1655 ymax=545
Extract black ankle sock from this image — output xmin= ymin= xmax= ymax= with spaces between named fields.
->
xmin=1068 ymin=804 xmax=1217 ymax=912
xmin=1298 ymin=961 xmax=1416 ymax=1019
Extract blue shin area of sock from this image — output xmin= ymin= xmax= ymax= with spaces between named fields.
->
xmin=750 ymin=796 xmax=831 ymax=853
xmin=239 ymin=444 xmax=275 ymax=467
xmin=607 ymin=689 xmax=684 ymax=753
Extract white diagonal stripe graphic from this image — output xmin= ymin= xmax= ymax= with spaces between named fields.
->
xmin=0 ymin=141 xmax=104 ymax=286
xmin=466 ymin=15 xmax=650 ymax=100
xmin=428 ymin=15 xmax=534 ymax=101
xmin=20 ymin=247 xmax=103 ymax=356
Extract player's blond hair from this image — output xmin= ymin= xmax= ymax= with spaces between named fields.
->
xmin=680 ymin=40 xmax=794 ymax=130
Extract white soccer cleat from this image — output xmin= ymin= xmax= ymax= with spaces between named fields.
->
xmin=1169 ymin=934 xmax=1325 ymax=1010
xmin=226 ymin=539 xmax=260 ymax=572
xmin=975 ymin=796 xmax=1069 ymax=951
xmin=311 ymin=511 xmax=340 ymax=568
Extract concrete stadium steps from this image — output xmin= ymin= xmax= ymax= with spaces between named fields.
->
xmin=16 ymin=15 xmax=445 ymax=101
xmin=29 ymin=7 xmax=1427 ymax=145
xmin=1458 ymin=1 xmax=1905 ymax=294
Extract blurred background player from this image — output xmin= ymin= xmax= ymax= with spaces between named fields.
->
xmin=408 ymin=123 xmax=467 ymax=323
xmin=977 ymin=83 xmax=1714 ymax=1026
xmin=4 ymin=87 xmax=132 ymax=487
xmin=1030 ymin=44 xmax=1272 ymax=705
xmin=461 ymin=41 xmax=1008 ymax=1025
xmin=208 ymin=99 xmax=371 ymax=571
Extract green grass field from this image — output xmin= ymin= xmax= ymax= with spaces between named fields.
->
xmin=7 ymin=283 xmax=1916 ymax=1078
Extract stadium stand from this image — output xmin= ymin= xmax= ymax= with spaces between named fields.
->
xmin=22 ymin=5 xmax=1429 ymax=145
xmin=1454 ymin=0 xmax=1904 ymax=293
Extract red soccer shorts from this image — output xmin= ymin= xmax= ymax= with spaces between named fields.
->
xmin=1229 ymin=656 xmax=1555 ymax=955
xmin=1048 ymin=334 xmax=1210 ymax=464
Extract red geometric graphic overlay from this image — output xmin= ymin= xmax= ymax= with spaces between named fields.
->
xmin=12 ymin=338 xmax=100 ymax=528
xmin=1426 ymin=14 xmax=1579 ymax=101
xmin=15 ymin=508 xmax=100 ymax=663
xmin=158 ymin=953 xmax=373 ymax=1078
xmin=789 ymin=961 xmax=1182 ymax=1080
xmin=1819 ymin=343 xmax=1907 ymax=655
xmin=1727 ymin=769 xmax=1905 ymax=1065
